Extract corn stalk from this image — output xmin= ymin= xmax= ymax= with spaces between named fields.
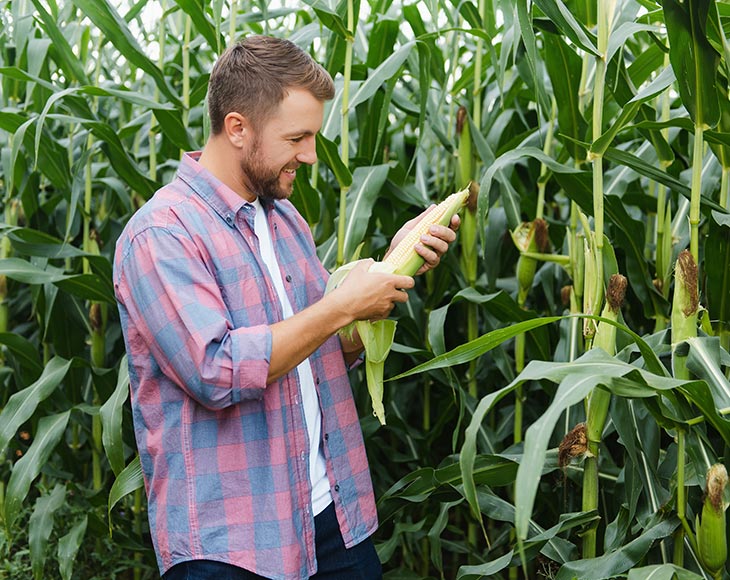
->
xmin=336 ymin=0 xmax=356 ymax=268
xmin=582 ymin=274 xmax=626 ymax=558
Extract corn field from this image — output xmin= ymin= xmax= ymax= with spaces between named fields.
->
xmin=1 ymin=0 xmax=730 ymax=578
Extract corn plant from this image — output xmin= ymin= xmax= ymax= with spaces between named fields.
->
xmin=1 ymin=0 xmax=730 ymax=579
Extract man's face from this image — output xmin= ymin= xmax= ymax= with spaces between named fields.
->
xmin=239 ymin=88 xmax=324 ymax=201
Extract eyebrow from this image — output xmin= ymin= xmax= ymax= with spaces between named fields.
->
xmin=283 ymin=129 xmax=316 ymax=139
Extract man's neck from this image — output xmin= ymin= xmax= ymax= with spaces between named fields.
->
xmin=198 ymin=139 xmax=257 ymax=202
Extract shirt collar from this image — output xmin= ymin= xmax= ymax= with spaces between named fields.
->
xmin=177 ymin=151 xmax=275 ymax=224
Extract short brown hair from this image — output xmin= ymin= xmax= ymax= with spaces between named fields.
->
xmin=207 ymin=36 xmax=335 ymax=134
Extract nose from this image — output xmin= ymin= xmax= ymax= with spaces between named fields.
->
xmin=296 ymin=135 xmax=318 ymax=165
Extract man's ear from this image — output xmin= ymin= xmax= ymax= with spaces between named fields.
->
xmin=223 ymin=112 xmax=251 ymax=148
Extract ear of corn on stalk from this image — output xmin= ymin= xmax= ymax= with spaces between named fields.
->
xmin=582 ymin=274 xmax=627 ymax=560
xmin=325 ymin=186 xmax=471 ymax=424
xmin=671 ymin=249 xmax=699 ymax=380
xmin=582 ymin=235 xmax=604 ymax=341
xmin=511 ymin=219 xmax=549 ymax=306
xmin=587 ymin=274 xmax=627 ymax=444
xmin=697 ymin=463 xmax=728 ymax=578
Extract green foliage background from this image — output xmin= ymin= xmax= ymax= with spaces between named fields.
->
xmin=0 ymin=0 xmax=730 ymax=579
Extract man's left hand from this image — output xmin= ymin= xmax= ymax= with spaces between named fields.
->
xmin=387 ymin=208 xmax=460 ymax=276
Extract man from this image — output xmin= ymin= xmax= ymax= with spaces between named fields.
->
xmin=114 ymin=35 xmax=458 ymax=580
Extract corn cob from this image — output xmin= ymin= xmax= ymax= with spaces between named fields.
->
xmin=697 ymin=463 xmax=728 ymax=578
xmin=326 ymin=186 xmax=471 ymax=424
xmin=377 ymin=186 xmax=471 ymax=277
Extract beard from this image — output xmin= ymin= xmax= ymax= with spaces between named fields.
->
xmin=239 ymin=140 xmax=296 ymax=201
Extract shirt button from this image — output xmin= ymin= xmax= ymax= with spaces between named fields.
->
xmin=324 ymin=433 xmax=329 ymax=441
xmin=334 ymin=484 xmax=340 ymax=492
xmin=300 ymin=452 xmax=306 ymax=461
xmin=285 ymin=274 xmax=292 ymax=283
xmin=225 ymin=214 xmax=233 ymax=224
xmin=315 ymin=377 xmax=320 ymax=385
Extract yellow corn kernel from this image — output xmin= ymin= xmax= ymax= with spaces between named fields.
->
xmin=380 ymin=186 xmax=470 ymax=276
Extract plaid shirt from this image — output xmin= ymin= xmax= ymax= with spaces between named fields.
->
xmin=113 ymin=152 xmax=377 ymax=579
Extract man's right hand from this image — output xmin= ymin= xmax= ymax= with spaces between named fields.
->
xmin=329 ymin=259 xmax=414 ymax=324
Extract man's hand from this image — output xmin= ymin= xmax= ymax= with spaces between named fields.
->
xmin=330 ymin=259 xmax=414 ymax=323
xmin=386 ymin=208 xmax=460 ymax=276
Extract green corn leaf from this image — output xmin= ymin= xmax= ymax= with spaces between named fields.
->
xmin=705 ymin=211 xmax=730 ymax=333
xmin=393 ymin=316 xmax=562 ymax=381
xmin=300 ymin=0 xmax=351 ymax=40
xmin=663 ymin=0 xmax=721 ymax=128
xmin=291 ymin=165 xmax=322 ymax=227
xmin=542 ymin=31 xmax=587 ymax=162
xmin=0 ymin=356 xmax=72 ymax=457
xmin=29 ymin=484 xmax=66 ymax=580
xmin=554 ymin=518 xmax=679 ymax=579
xmin=319 ymin=164 xmax=390 ymax=269
xmin=349 ymin=41 xmax=415 ymax=111
xmin=685 ymin=337 xmax=730 ymax=408
xmin=0 ymin=332 xmax=43 ymax=376
xmin=427 ymin=288 xmax=551 ymax=360
xmin=604 ymin=147 xmax=727 ymax=214
xmin=108 ymin=456 xmax=145 ymax=531
xmin=456 ymin=552 xmax=513 ymax=579
xmin=25 ymin=38 xmax=51 ymax=100
xmin=0 ymin=112 xmax=71 ymax=192
xmin=316 ymin=133 xmax=352 ymax=187
xmin=533 ymin=0 xmax=598 ymax=56
xmin=477 ymin=147 xmax=584 ymax=250
xmin=173 ymin=0 xmax=225 ymax=53
xmin=516 ymin=0 xmax=552 ymax=115
xmin=428 ymin=500 xmax=461 ymax=575
xmin=54 ymin=273 xmax=116 ymax=305
xmin=71 ymin=0 xmax=180 ymax=105
xmin=29 ymin=0 xmax=90 ymax=84
xmin=4 ymin=411 xmax=71 ymax=529
xmin=79 ymin=118 xmax=159 ymax=197
xmin=100 ymin=356 xmax=130 ymax=476
xmin=513 ymin=354 xmax=698 ymax=541
xmin=378 ymin=456 xmax=518 ymax=518
xmin=607 ymin=23 xmax=662 ymax=64
xmin=57 ymin=515 xmax=88 ymax=580
xmin=627 ymin=565 xmax=703 ymax=580
xmin=357 ymin=318 xmax=397 ymax=425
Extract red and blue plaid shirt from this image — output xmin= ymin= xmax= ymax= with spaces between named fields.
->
xmin=113 ymin=152 xmax=377 ymax=579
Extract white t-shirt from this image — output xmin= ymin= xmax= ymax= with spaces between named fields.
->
xmin=250 ymin=198 xmax=333 ymax=515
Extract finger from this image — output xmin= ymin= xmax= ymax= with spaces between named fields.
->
xmin=449 ymin=214 xmax=461 ymax=231
xmin=416 ymin=240 xmax=445 ymax=262
xmin=392 ymin=274 xmax=415 ymax=290
xmin=427 ymin=224 xmax=457 ymax=243
xmin=419 ymin=235 xmax=450 ymax=256
xmin=392 ymin=289 xmax=410 ymax=304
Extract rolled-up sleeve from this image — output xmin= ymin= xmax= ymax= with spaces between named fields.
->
xmin=115 ymin=225 xmax=271 ymax=409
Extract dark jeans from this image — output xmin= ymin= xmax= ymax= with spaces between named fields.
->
xmin=162 ymin=503 xmax=382 ymax=580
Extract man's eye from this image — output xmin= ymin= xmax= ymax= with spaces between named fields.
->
xmin=290 ymin=136 xmax=304 ymax=143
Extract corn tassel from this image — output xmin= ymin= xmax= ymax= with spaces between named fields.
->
xmin=326 ymin=186 xmax=471 ymax=424
xmin=697 ymin=464 xmax=728 ymax=578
